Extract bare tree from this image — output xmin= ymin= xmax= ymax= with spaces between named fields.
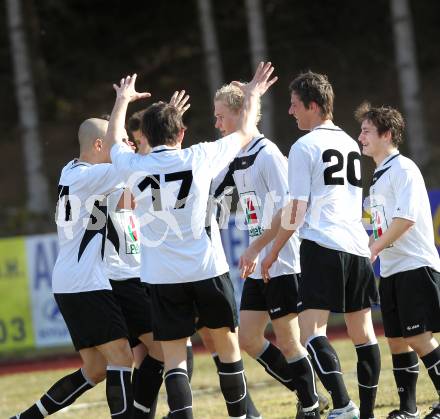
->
xmin=196 ymin=0 xmax=224 ymax=99
xmin=245 ymin=0 xmax=274 ymax=139
xmin=390 ymin=0 xmax=429 ymax=166
xmin=6 ymin=0 xmax=49 ymax=215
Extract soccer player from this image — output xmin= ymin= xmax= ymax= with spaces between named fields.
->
xmin=106 ymin=185 xmax=164 ymax=419
xmin=356 ymin=103 xmax=440 ymax=419
xmin=212 ymin=82 xmax=321 ymax=418
xmin=241 ymin=71 xmax=381 ymax=419
xmin=105 ymin=63 xmax=277 ymax=419
xmin=11 ymin=118 xmax=134 ymax=419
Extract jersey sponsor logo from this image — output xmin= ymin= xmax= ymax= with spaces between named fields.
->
xmin=240 ymin=191 xmax=263 ymax=237
xmin=125 ymin=214 xmax=140 ymax=255
xmin=371 ymin=204 xmax=390 ymax=243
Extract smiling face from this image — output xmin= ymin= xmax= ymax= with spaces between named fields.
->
xmin=214 ymin=100 xmax=240 ymax=137
xmin=358 ymin=119 xmax=390 ymax=159
xmin=288 ymin=92 xmax=313 ymax=131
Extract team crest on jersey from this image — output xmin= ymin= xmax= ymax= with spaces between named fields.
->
xmin=240 ymin=191 xmax=263 ymax=237
xmin=124 ymin=214 xmax=140 ymax=255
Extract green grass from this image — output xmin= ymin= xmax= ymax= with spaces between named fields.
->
xmin=1 ymin=337 xmax=438 ymax=418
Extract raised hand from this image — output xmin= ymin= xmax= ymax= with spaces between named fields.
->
xmin=169 ymin=90 xmax=191 ymax=115
xmin=232 ymin=61 xmax=277 ymax=97
xmin=113 ymin=74 xmax=151 ymax=103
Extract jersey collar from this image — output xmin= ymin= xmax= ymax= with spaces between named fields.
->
xmin=246 ymin=134 xmax=265 ymax=152
xmin=375 ymin=151 xmax=400 ymax=171
xmin=151 ymin=145 xmax=179 ymax=154
xmin=312 ymin=121 xmax=342 ymax=132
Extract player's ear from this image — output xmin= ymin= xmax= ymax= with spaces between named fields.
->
xmin=177 ymin=128 xmax=186 ymax=143
xmin=95 ymin=138 xmax=104 ymax=151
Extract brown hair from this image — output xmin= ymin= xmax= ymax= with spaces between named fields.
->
xmin=289 ymin=71 xmax=334 ymax=119
xmin=355 ymin=102 xmax=405 ymax=147
xmin=141 ymin=102 xmax=186 ymax=147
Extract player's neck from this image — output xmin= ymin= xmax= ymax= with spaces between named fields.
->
xmin=309 ymin=118 xmax=332 ymax=131
xmin=373 ymin=147 xmax=398 ymax=167
xmin=78 ymin=152 xmax=99 ymax=164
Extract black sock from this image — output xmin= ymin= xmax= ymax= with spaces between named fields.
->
xmin=133 ymin=355 xmax=164 ymax=418
xmin=106 ymin=366 xmax=133 ymax=418
xmin=164 ymin=368 xmax=193 ymax=418
xmin=218 ymin=359 xmax=247 ymax=418
xmin=392 ymin=351 xmax=419 ymax=413
xmin=15 ymin=368 xmax=94 ymax=418
xmin=421 ymin=346 xmax=440 ymax=399
xmin=355 ymin=342 xmax=381 ymax=419
xmin=213 ymin=354 xmax=260 ymax=417
xmin=257 ymin=341 xmax=296 ymax=391
xmin=306 ymin=335 xmax=350 ymax=409
xmin=187 ymin=344 xmax=194 ymax=382
xmin=287 ymin=355 xmax=319 ymax=410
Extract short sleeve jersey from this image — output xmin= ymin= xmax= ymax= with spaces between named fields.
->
xmin=104 ymin=188 xmax=141 ymax=280
xmin=110 ymin=134 xmax=243 ymax=284
xmin=369 ymin=152 xmax=440 ymax=277
xmin=213 ymin=135 xmax=300 ymax=278
xmin=52 ymin=160 xmax=122 ymax=293
xmin=288 ymin=123 xmax=370 ymax=257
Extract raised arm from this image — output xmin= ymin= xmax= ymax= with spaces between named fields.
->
xmin=234 ymin=62 xmax=277 ymax=148
xmin=106 ymin=74 xmax=151 ymax=150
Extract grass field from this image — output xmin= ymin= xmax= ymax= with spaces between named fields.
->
xmin=1 ymin=337 xmax=438 ymax=418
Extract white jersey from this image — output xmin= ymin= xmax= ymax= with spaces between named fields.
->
xmin=52 ymin=160 xmax=122 ymax=293
xmin=110 ymin=134 xmax=244 ymax=284
xmin=288 ymin=123 xmax=370 ymax=257
xmin=369 ymin=152 xmax=440 ymax=277
xmin=104 ymin=188 xmax=141 ymax=280
xmin=213 ymin=135 xmax=300 ymax=278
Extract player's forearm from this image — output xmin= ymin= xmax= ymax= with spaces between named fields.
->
xmin=237 ymin=92 xmax=260 ymax=148
xmin=269 ymin=225 xmax=295 ymax=258
xmin=106 ymin=97 xmax=130 ymax=148
xmin=372 ymin=217 xmax=414 ymax=253
xmin=249 ymin=208 xmax=282 ymax=254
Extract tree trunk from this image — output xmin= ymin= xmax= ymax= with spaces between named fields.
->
xmin=244 ymin=0 xmax=274 ymax=140
xmin=196 ymin=0 xmax=224 ymax=100
xmin=390 ymin=0 xmax=429 ymax=166
xmin=6 ymin=0 xmax=49 ymax=214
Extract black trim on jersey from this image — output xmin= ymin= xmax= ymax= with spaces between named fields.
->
xmin=371 ymin=154 xmax=400 ymax=185
xmin=371 ymin=166 xmax=391 ymax=185
xmin=314 ymin=127 xmax=343 ymax=132
xmin=213 ymin=145 xmax=266 ymax=199
xmin=382 ymin=153 xmax=400 ymax=166
xmin=106 ymin=215 xmax=120 ymax=254
xmin=78 ymin=200 xmax=108 ymax=262
xmin=70 ymin=159 xmax=89 ymax=169
xmin=247 ymin=136 xmax=265 ymax=152
xmin=151 ymin=148 xmax=177 ymax=154
xmin=205 ymin=225 xmax=212 ymax=240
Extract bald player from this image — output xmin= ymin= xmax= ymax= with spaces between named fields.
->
xmin=11 ymin=118 xmax=134 ymax=419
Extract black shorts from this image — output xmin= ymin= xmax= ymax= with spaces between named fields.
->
xmin=54 ymin=290 xmax=129 ymax=351
xmin=298 ymin=240 xmax=379 ymax=313
xmin=240 ymin=274 xmax=299 ymax=319
xmin=380 ymin=266 xmax=440 ymax=338
xmin=110 ymin=278 xmax=153 ymax=344
xmin=150 ymin=273 xmax=238 ymax=341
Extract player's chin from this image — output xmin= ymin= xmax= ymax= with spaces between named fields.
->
xmin=361 ymin=145 xmax=371 ymax=156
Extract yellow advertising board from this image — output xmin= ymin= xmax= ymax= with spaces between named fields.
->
xmin=0 ymin=237 xmax=34 ymax=352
